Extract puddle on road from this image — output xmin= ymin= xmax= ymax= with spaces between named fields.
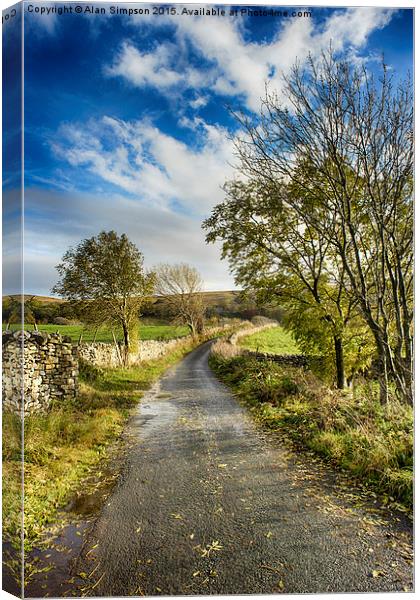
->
xmin=132 ymin=399 xmax=178 ymax=437
xmin=14 ymin=451 xmax=123 ymax=597
xmin=3 ymin=542 xmax=21 ymax=597
xmin=24 ymin=521 xmax=90 ymax=598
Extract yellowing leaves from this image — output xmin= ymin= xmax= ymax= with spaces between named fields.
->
xmin=371 ymin=569 xmax=385 ymax=578
xmin=199 ymin=540 xmax=223 ymax=557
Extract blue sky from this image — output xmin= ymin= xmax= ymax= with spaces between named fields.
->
xmin=2 ymin=2 xmax=414 ymax=295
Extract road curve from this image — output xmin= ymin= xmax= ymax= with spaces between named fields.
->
xmin=79 ymin=341 xmax=413 ymax=596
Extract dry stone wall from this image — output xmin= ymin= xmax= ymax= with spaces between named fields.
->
xmin=2 ymin=330 xmax=78 ymax=415
xmin=78 ymin=338 xmax=189 ymax=367
xmin=79 ymin=324 xmax=238 ymax=368
xmin=1 ymin=323 xmax=242 ymax=415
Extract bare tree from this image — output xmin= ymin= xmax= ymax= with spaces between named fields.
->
xmin=155 ymin=264 xmax=206 ymax=337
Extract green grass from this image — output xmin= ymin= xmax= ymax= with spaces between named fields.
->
xmin=3 ymin=322 xmax=190 ymax=342
xmin=210 ymin=353 xmax=413 ymax=510
xmin=239 ymin=325 xmax=300 ymax=354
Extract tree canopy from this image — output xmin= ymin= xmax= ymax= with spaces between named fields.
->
xmin=52 ymin=231 xmax=155 ymax=358
xmin=204 ymin=51 xmax=413 ymax=403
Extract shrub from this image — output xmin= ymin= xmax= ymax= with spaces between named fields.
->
xmin=79 ymin=358 xmax=104 ymax=383
xmin=53 ymin=316 xmax=78 ymax=325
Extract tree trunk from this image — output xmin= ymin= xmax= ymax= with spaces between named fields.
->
xmin=122 ymin=322 xmax=130 ymax=365
xmin=333 ymin=335 xmax=345 ymax=389
xmin=197 ymin=317 xmax=204 ymax=335
xmin=377 ymin=348 xmax=389 ymax=405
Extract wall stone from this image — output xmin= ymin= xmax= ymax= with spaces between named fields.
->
xmin=242 ymin=349 xmax=309 ymax=368
xmin=2 ymin=330 xmax=78 ymax=415
xmin=78 ymin=342 xmax=121 ymax=368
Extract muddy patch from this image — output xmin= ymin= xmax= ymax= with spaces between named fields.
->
xmin=21 ymin=439 xmax=127 ymax=598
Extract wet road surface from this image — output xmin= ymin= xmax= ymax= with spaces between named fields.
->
xmin=72 ymin=341 xmax=413 ymax=596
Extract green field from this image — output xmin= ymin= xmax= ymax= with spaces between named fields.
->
xmin=239 ymin=326 xmax=300 ymax=355
xmin=2 ymin=323 xmax=190 ymax=342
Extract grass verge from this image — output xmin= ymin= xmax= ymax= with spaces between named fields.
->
xmin=2 ymin=332 xmax=225 ymax=551
xmin=209 ymin=352 xmax=413 ymax=510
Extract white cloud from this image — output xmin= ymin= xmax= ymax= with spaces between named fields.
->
xmin=53 ymin=116 xmax=235 ymax=215
xmin=105 ymin=42 xmax=183 ymax=89
xmin=105 ymin=39 xmax=212 ymax=97
xmin=189 ymin=95 xmax=209 ymax=110
xmin=45 ymin=115 xmax=239 ymax=293
xmin=319 ymin=7 xmax=394 ymax=50
xmin=108 ymin=7 xmax=395 ymax=111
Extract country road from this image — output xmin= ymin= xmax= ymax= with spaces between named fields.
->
xmin=75 ymin=341 xmax=413 ymax=596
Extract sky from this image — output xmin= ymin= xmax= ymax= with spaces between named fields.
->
xmin=2 ymin=1 xmax=414 ymax=296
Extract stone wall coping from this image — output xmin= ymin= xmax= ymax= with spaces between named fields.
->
xmin=2 ymin=330 xmax=73 ymax=345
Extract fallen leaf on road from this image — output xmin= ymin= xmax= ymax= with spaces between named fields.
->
xmin=171 ymin=513 xmax=183 ymax=520
xmin=200 ymin=540 xmax=223 ymax=557
xmin=278 ymin=580 xmax=284 ymax=590
xmin=86 ymin=543 xmax=98 ymax=556
xmin=261 ymin=564 xmax=283 ymax=575
xmin=371 ymin=570 xmax=385 ymax=578
xmin=218 ymin=464 xmax=228 ymax=468
xmin=266 ymin=531 xmax=273 ymax=539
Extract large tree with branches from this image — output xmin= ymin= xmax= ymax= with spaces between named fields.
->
xmin=204 ymin=50 xmax=413 ymax=403
xmin=53 ymin=231 xmax=155 ymax=360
